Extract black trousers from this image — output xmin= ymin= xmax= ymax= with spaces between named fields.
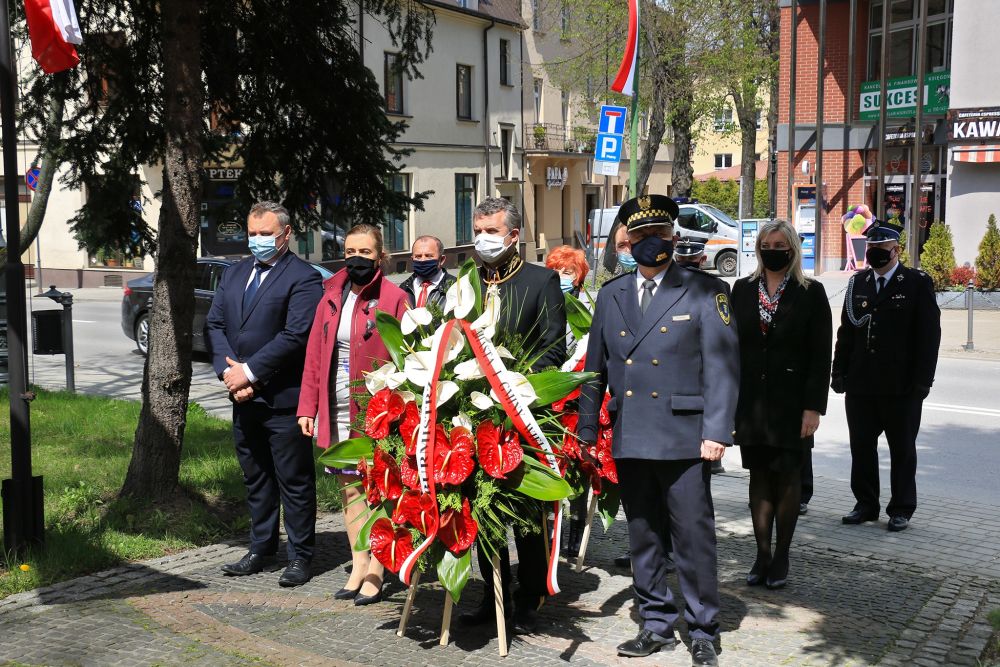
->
xmin=233 ymin=402 xmax=317 ymax=561
xmin=618 ymin=458 xmax=719 ymax=641
xmin=801 ymin=448 xmax=814 ymax=505
xmin=476 ymin=516 xmax=549 ymax=611
xmin=845 ymin=392 xmax=923 ymax=519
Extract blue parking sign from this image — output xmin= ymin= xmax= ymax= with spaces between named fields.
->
xmin=598 ymin=105 xmax=628 ymax=135
xmin=595 ymin=133 xmax=623 ymax=162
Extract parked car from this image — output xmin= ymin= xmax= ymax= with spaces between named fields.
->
xmin=121 ymin=256 xmax=334 ymax=355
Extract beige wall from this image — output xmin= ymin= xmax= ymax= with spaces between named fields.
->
xmin=691 ymin=94 xmax=771 ymax=177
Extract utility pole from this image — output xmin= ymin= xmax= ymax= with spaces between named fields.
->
xmin=910 ymin=0 xmax=929 ymax=268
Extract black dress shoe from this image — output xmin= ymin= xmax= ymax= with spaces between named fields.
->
xmin=221 ymin=552 xmax=274 ymax=576
xmin=511 ymin=607 xmax=538 ymax=635
xmin=459 ymin=601 xmax=511 ymax=626
xmin=614 ymin=552 xmax=632 ymax=569
xmin=842 ymin=509 xmax=879 ymax=524
xmin=765 ymin=554 xmax=789 ymax=590
xmin=887 ymin=515 xmax=909 ymax=532
xmin=746 ymin=556 xmax=769 ymax=586
xmin=278 ymin=559 xmax=311 ymax=587
xmin=691 ymin=638 xmax=719 ymax=666
xmin=354 ymin=582 xmax=384 ymax=606
xmin=616 ymin=629 xmax=676 ymax=657
xmin=710 ymin=460 xmax=725 ymax=474
xmin=333 ymin=586 xmax=360 ymax=600
xmin=799 ymin=503 xmax=809 ymax=515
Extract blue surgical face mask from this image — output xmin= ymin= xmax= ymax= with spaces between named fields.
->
xmin=631 ymin=236 xmax=673 ymax=268
xmin=559 ymin=276 xmax=575 ymax=293
xmin=618 ymin=252 xmax=637 ymax=271
xmin=412 ymin=258 xmax=440 ymax=279
xmin=248 ymin=232 xmax=282 ymax=263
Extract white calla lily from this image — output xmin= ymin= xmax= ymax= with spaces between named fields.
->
xmin=400 ymin=307 xmax=433 ymax=335
xmin=469 ymin=391 xmax=493 ymax=411
xmin=453 ymin=357 xmax=485 ymax=381
xmin=421 ymin=335 xmax=434 ymax=349
xmin=436 ymin=380 xmax=460 ymax=408
xmin=396 ymin=390 xmax=416 ymax=404
xmin=402 ymin=350 xmax=437 ymax=387
xmin=495 ymin=345 xmax=515 ymax=360
xmin=431 ymin=322 xmax=465 ymax=363
xmin=444 ymin=272 xmax=476 ymax=319
xmin=452 ymin=412 xmax=474 ymax=431
xmin=364 ymin=362 xmax=398 ymax=395
xmin=489 ymin=370 xmax=538 ymax=406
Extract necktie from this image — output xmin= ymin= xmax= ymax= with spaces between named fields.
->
xmin=640 ymin=279 xmax=656 ymax=314
xmin=877 ymin=276 xmax=886 ymax=293
xmin=417 ymin=281 xmax=430 ymax=308
xmin=243 ymin=264 xmax=264 ymax=311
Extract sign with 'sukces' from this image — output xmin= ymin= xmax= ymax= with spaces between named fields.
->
xmin=858 ymin=71 xmax=950 ymax=121
xmin=598 ymin=105 xmax=628 ymax=135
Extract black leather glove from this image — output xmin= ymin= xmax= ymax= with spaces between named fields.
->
xmin=831 ymin=376 xmax=845 ymax=394
xmin=914 ymin=385 xmax=930 ymax=400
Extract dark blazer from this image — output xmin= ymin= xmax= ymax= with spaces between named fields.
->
xmin=832 ymin=265 xmax=941 ymax=396
xmin=206 ymin=251 xmax=323 ymax=410
xmin=400 ymin=269 xmax=457 ymax=311
xmin=731 ymin=276 xmax=832 ymax=450
xmin=577 ymin=263 xmax=740 ymax=460
xmin=479 ymin=260 xmax=567 ymax=372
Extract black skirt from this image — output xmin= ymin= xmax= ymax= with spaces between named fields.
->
xmin=740 ymin=445 xmax=805 ymax=473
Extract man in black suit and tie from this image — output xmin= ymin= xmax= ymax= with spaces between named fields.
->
xmin=833 ymin=216 xmax=941 ymax=532
xmin=577 ymin=195 xmax=739 ymax=666
xmin=206 ymin=201 xmax=323 ymax=586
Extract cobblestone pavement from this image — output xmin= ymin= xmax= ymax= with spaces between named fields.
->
xmin=2 ymin=470 xmax=998 ymax=667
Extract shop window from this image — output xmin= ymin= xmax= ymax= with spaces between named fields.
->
xmin=455 ymin=174 xmax=477 ymax=245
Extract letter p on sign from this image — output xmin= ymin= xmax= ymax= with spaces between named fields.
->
xmin=595 ymin=133 xmax=623 ymax=162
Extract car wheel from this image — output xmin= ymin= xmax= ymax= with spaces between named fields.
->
xmin=717 ymin=250 xmax=737 ymax=277
xmin=135 ymin=313 xmax=149 ymax=356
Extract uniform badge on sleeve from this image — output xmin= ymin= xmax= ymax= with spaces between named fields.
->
xmin=716 ymin=294 xmax=731 ymax=326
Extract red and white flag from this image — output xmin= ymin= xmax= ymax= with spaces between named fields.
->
xmin=24 ymin=0 xmax=83 ymax=74
xmin=611 ymin=0 xmax=640 ymax=96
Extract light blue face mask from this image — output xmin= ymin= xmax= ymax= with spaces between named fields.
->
xmin=248 ymin=233 xmax=281 ymax=263
xmin=559 ymin=276 xmax=575 ymax=293
xmin=618 ymin=252 xmax=637 ymax=271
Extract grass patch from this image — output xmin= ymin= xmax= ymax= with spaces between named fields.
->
xmin=0 ymin=387 xmax=341 ymax=598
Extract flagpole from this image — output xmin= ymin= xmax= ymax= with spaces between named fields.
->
xmin=628 ymin=41 xmax=639 ymax=197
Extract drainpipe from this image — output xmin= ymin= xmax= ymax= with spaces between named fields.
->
xmin=483 ymin=19 xmax=496 ymax=196
xmin=520 ymin=29 xmax=528 ymax=248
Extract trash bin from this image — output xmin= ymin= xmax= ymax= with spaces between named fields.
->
xmin=31 ymin=309 xmax=64 ymax=355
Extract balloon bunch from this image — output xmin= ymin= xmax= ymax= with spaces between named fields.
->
xmin=842 ymin=204 xmax=873 ymax=236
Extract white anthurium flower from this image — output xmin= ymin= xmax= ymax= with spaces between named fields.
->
xmin=452 ymin=412 xmax=474 ymax=431
xmin=469 ymin=309 xmax=496 ymax=341
xmin=453 ymin=357 xmax=485 ymax=381
xmin=431 ymin=322 xmax=465 ymax=363
xmin=436 ymin=381 xmax=459 ymax=408
xmin=387 ymin=371 xmax=408 ymax=390
xmin=364 ymin=362 xmax=398 ymax=395
xmin=444 ymin=272 xmax=476 ymax=319
xmin=396 ymin=390 xmax=416 ymax=404
xmin=421 ymin=335 xmax=434 ymax=349
xmin=495 ymin=345 xmax=515 ymax=360
xmin=402 ymin=350 xmax=437 ymax=387
xmin=469 ymin=391 xmax=493 ymax=411
xmin=400 ymin=307 xmax=433 ymax=335
xmin=490 ymin=370 xmax=538 ymax=406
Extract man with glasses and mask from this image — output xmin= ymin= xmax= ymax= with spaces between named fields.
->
xmin=459 ymin=197 xmax=566 ymax=636
xmin=833 ymin=216 xmax=940 ymax=533
xmin=400 ymin=235 xmax=456 ymax=310
xmin=577 ymin=195 xmax=738 ymax=666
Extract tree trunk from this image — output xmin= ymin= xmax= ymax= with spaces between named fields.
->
xmin=733 ymin=94 xmax=758 ymax=219
xmin=636 ymin=59 xmax=669 ymax=195
xmin=766 ymin=0 xmax=780 ymax=218
xmin=121 ymin=0 xmax=204 ymax=501
xmin=670 ymin=87 xmax=694 ymax=198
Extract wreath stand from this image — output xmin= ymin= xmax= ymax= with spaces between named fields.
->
xmin=396 ymin=553 xmax=509 ymax=657
xmin=574 ymin=489 xmax=599 ymax=572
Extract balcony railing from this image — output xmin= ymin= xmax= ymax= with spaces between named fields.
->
xmin=526 ymin=123 xmax=596 ymax=154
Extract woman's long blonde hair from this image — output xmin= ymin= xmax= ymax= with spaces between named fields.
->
xmin=751 ymin=219 xmax=811 ymax=285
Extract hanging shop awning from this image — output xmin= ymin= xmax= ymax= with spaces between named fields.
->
xmin=952 ymin=144 xmax=1000 ymax=163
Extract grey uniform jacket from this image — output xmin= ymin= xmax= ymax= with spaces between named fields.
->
xmin=577 ymin=262 xmax=740 ymax=460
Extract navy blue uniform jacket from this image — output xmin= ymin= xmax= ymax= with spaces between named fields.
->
xmin=206 ymin=252 xmax=323 ymax=410
xmin=577 ymin=262 xmax=740 ymax=460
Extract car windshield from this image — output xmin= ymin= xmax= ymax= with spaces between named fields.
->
xmin=703 ymin=205 xmax=738 ymax=228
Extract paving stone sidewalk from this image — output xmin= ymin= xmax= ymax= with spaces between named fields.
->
xmin=2 ymin=469 xmax=998 ymax=667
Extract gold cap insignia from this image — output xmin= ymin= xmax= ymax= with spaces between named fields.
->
xmin=638 ymin=196 xmax=651 ymax=210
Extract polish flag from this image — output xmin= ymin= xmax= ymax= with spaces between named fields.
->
xmin=24 ymin=0 xmax=83 ymax=74
xmin=610 ymin=0 xmax=640 ymax=96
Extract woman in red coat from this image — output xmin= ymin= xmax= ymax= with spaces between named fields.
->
xmin=297 ymin=223 xmax=408 ymax=605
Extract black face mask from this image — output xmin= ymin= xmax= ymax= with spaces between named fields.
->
xmin=760 ymin=248 xmax=792 ymax=272
xmin=631 ymin=236 xmax=674 ymax=267
xmin=411 ymin=258 xmax=440 ymax=279
xmin=866 ymin=246 xmax=893 ymax=270
xmin=345 ymin=256 xmax=377 ymax=286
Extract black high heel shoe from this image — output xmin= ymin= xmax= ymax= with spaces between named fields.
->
xmin=334 ymin=586 xmax=360 ymax=600
xmin=765 ymin=554 xmax=789 ymax=590
xmin=746 ymin=556 xmax=770 ymax=586
xmin=354 ymin=581 xmax=384 ymax=606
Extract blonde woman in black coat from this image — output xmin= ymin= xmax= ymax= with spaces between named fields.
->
xmin=731 ymin=219 xmax=832 ymax=589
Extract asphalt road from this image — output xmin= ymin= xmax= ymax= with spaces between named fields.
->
xmin=25 ymin=297 xmax=1000 ymax=507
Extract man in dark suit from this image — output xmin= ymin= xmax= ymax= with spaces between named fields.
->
xmin=459 ymin=197 xmax=566 ymax=635
xmin=206 ymin=201 xmax=324 ymax=586
xmin=833 ymin=216 xmax=941 ymax=532
xmin=399 ymin=234 xmax=456 ymax=310
xmin=577 ymin=195 xmax=739 ymax=667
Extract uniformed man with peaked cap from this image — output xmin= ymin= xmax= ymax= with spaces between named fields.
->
xmin=832 ymin=215 xmax=941 ymax=532
xmin=673 ymin=238 xmax=708 ymax=268
xmin=577 ymin=194 xmax=739 ymax=667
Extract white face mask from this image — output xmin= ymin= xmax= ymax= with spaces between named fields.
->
xmin=474 ymin=231 xmax=512 ymax=262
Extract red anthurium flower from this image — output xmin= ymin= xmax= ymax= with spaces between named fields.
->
xmin=369 ymin=518 xmax=414 ymax=574
xmin=476 ymin=421 xmax=523 ymax=479
xmin=393 ymin=490 xmax=438 ymax=535
xmin=400 ymin=455 xmax=420 ymax=490
xmin=365 ymin=388 xmax=406 ymax=440
xmin=597 ymin=444 xmax=618 ymax=484
xmin=399 ymin=401 xmax=421 ymax=456
xmin=433 ymin=426 xmax=475 ymax=486
xmin=372 ymin=447 xmax=403 ymax=501
xmin=357 ymin=457 xmax=381 ymax=505
xmin=438 ymin=498 xmax=478 ymax=555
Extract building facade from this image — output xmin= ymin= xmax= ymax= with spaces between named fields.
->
xmin=691 ymin=95 xmax=771 ymax=179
